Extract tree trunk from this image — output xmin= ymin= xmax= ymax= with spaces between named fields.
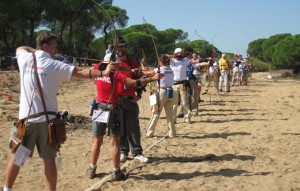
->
xmin=68 ymin=21 xmax=73 ymax=55
xmin=21 ymin=29 xmax=26 ymax=44
xmin=11 ymin=32 xmax=17 ymax=52
xmin=59 ymin=19 xmax=67 ymax=42
xmin=29 ymin=19 xmax=35 ymax=46
xmin=102 ymin=24 xmax=109 ymax=47
xmin=3 ymin=28 xmax=9 ymax=54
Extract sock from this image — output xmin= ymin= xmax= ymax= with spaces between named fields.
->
xmin=113 ymin=167 xmax=120 ymax=172
xmin=3 ymin=185 xmax=12 ymax=191
xmin=90 ymin=164 xmax=97 ymax=169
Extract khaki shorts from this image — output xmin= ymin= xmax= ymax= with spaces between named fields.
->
xmin=10 ymin=121 xmax=57 ymax=158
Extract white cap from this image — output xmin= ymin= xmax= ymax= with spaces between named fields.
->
xmin=174 ymin=48 xmax=183 ymax=55
xmin=222 ymin=53 xmax=226 ymax=57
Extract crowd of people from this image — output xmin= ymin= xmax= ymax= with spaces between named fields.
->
xmin=2 ymin=31 xmax=253 ymax=191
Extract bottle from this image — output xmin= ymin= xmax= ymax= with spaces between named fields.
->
xmin=90 ymin=99 xmax=96 ymax=116
xmin=56 ymin=155 xmax=62 ymax=171
xmin=166 ymin=88 xmax=173 ymax=98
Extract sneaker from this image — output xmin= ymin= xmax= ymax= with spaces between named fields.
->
xmin=177 ymin=113 xmax=184 ymax=118
xmin=112 ymin=169 xmax=126 ymax=181
xmin=225 ymin=90 xmax=230 ymax=92
xmin=145 ymin=134 xmax=153 ymax=138
xmin=184 ymin=119 xmax=192 ymax=124
xmin=134 ymin=154 xmax=149 ymax=163
xmin=193 ymin=112 xmax=198 ymax=116
xmin=120 ymin=153 xmax=127 ymax=163
xmin=201 ymin=91 xmax=207 ymax=95
xmin=198 ymin=99 xmax=204 ymax=103
xmin=219 ymin=89 xmax=223 ymax=92
xmin=86 ymin=166 xmax=96 ymax=179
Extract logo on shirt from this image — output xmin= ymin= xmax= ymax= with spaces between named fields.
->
xmin=96 ymin=76 xmax=111 ymax=83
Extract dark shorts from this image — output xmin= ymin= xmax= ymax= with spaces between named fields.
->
xmin=91 ymin=103 xmax=123 ymax=137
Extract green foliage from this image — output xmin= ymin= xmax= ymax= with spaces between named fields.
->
xmin=247 ymin=38 xmax=266 ymax=60
xmin=262 ymin=33 xmax=292 ymax=62
xmin=225 ymin=53 xmax=235 ymax=61
xmin=249 ymin=57 xmax=269 ymax=72
xmin=186 ymin=40 xmax=211 ymax=57
xmin=0 ymin=0 xmax=125 ymax=56
xmin=90 ymin=37 xmax=105 ymax=59
xmin=272 ymin=35 xmax=300 ymax=69
xmin=122 ymin=31 xmax=155 ymax=62
xmin=281 ymin=72 xmax=293 ymax=78
xmin=96 ymin=24 xmax=189 ymax=64
xmin=248 ymin=33 xmax=300 ymax=70
xmin=0 ymin=0 xmax=217 ymax=62
xmin=0 ymin=0 xmax=41 ymax=50
xmin=172 ymin=40 xmax=219 ymax=58
xmin=293 ymin=64 xmax=300 ymax=75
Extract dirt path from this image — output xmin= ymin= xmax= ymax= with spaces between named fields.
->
xmin=1 ymin=70 xmax=300 ymax=191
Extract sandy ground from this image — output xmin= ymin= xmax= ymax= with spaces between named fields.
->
xmin=1 ymin=69 xmax=300 ymax=191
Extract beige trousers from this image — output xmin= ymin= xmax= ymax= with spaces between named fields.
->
xmin=172 ymin=83 xmax=191 ymax=122
xmin=204 ymin=72 xmax=219 ymax=92
xmin=146 ymin=89 xmax=176 ymax=137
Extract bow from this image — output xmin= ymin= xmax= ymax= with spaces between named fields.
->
xmin=92 ymin=0 xmax=118 ymax=104
xmin=141 ymin=48 xmax=147 ymax=69
xmin=143 ymin=17 xmax=160 ymax=108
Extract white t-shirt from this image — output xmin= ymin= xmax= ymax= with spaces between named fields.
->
xmin=239 ymin=62 xmax=245 ymax=71
xmin=170 ymin=58 xmax=190 ymax=81
xmin=154 ymin=66 xmax=174 ymax=88
xmin=209 ymin=61 xmax=219 ymax=74
xmin=192 ymin=63 xmax=201 ymax=76
xmin=17 ymin=49 xmax=75 ymax=122
xmin=232 ymin=61 xmax=239 ymax=72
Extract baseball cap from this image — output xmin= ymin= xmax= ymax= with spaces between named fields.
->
xmin=174 ymin=48 xmax=183 ymax=55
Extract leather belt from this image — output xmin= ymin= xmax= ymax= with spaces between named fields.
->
xmin=119 ymin=95 xmax=134 ymax=99
xmin=97 ymin=102 xmax=118 ymax=110
xmin=25 ymin=111 xmax=57 ymax=120
xmin=173 ymin=80 xmax=186 ymax=85
xmin=160 ymin=87 xmax=172 ymax=90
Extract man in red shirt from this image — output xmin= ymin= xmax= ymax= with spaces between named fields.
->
xmin=115 ymin=37 xmax=150 ymax=163
xmin=86 ymin=53 xmax=162 ymax=180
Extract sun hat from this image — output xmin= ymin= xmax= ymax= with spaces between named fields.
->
xmin=114 ymin=37 xmax=128 ymax=46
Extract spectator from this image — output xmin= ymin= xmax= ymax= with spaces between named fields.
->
xmin=105 ymin=44 xmax=114 ymax=55
xmin=218 ymin=53 xmax=230 ymax=92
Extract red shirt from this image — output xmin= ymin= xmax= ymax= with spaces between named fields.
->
xmin=93 ymin=62 xmax=127 ymax=104
xmin=116 ymin=58 xmax=140 ymax=96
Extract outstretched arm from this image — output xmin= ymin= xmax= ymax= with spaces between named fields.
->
xmin=72 ymin=62 xmax=118 ymax=79
xmin=16 ymin=46 xmax=36 ymax=53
